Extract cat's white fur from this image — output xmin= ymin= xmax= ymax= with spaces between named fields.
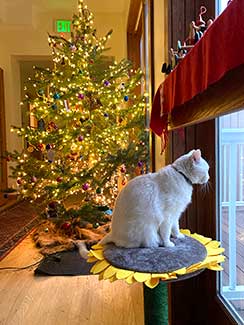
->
xmin=100 ymin=149 xmax=209 ymax=248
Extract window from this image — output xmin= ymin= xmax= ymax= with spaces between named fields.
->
xmin=217 ymin=0 xmax=229 ymax=14
xmin=217 ymin=111 xmax=244 ymax=325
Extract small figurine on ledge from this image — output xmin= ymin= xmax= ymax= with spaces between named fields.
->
xmin=162 ymin=6 xmax=214 ymax=74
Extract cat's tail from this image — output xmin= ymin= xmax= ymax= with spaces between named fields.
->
xmin=99 ymin=232 xmax=113 ymax=245
xmin=75 ymin=240 xmax=89 ymax=260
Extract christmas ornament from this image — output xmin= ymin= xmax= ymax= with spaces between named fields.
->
xmin=17 ymin=179 xmax=22 ymax=185
xmin=61 ymin=222 xmax=71 ymax=230
xmin=137 ymin=161 xmax=143 ymax=168
xmin=6 ymin=156 xmax=11 ymax=162
xmin=44 ymin=228 xmax=49 ymax=233
xmin=78 ymin=135 xmax=84 ymax=142
xmin=37 ymin=143 xmax=45 ymax=151
xmin=48 ymin=201 xmax=57 ymax=209
xmin=56 ymin=176 xmax=63 ymax=183
xmin=104 ymin=80 xmax=110 ymax=86
xmin=82 ymin=183 xmax=89 ymax=191
xmin=47 ymin=150 xmax=55 ymax=163
xmin=90 ymin=59 xmax=94 ymax=64
xmin=93 ymin=222 xmax=99 ymax=229
xmin=78 ymin=93 xmax=84 ymax=100
xmin=31 ymin=176 xmax=37 ymax=183
xmin=38 ymin=119 xmax=45 ymax=131
xmin=38 ymin=89 xmax=45 ymax=96
xmin=64 ymin=99 xmax=70 ymax=111
xmin=70 ymin=44 xmax=77 ymax=51
xmin=51 ymin=104 xmax=57 ymax=110
xmin=96 ymin=187 xmax=102 ymax=194
xmin=27 ymin=145 xmax=34 ymax=153
xmin=53 ymin=92 xmax=61 ymax=100
xmin=124 ymin=95 xmax=129 ymax=102
xmin=46 ymin=144 xmax=51 ymax=150
xmin=104 ymin=113 xmax=109 ymax=118
xmin=120 ymin=166 xmax=126 ymax=173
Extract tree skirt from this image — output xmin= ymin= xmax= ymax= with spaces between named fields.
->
xmin=88 ymin=229 xmax=225 ymax=288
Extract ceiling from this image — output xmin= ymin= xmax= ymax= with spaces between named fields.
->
xmin=0 ymin=0 xmax=130 ymax=26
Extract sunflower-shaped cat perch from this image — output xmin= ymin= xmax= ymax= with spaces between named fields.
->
xmin=88 ymin=150 xmax=225 ymax=324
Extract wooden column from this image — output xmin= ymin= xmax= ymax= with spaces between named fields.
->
xmin=0 ymin=68 xmax=7 ymax=191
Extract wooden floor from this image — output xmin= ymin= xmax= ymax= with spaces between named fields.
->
xmin=0 ymin=236 xmax=144 ymax=325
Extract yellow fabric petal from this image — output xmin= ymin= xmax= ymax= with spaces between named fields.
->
xmin=191 ymin=233 xmax=212 ymax=245
xmin=90 ymin=259 xmax=110 ymax=274
xmin=125 ymin=274 xmax=136 ymax=285
xmin=116 ymin=269 xmax=134 ymax=280
xmin=134 ymin=272 xmax=151 ymax=282
xmin=174 ymin=267 xmax=186 ymax=275
xmin=166 ymin=273 xmax=177 ymax=280
xmin=207 ymin=264 xmax=224 ymax=271
xmin=206 ymin=247 xmax=225 ymax=256
xmin=103 ymin=265 xmax=119 ymax=280
xmin=87 ymin=256 xmax=97 ymax=263
xmin=145 ymin=278 xmax=160 ymax=288
xmin=91 ymin=243 xmax=103 ymax=250
xmin=109 ymin=274 xmax=117 ymax=283
xmin=185 ymin=263 xmax=202 ymax=273
xmin=92 ymin=249 xmax=104 ymax=260
xmin=180 ymin=229 xmax=191 ymax=235
xmin=206 ymin=240 xmax=221 ymax=249
xmin=98 ymin=270 xmax=105 ymax=281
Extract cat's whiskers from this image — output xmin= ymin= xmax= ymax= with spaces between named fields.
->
xmin=200 ymin=181 xmax=211 ymax=195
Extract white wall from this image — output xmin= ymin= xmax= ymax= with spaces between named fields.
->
xmin=0 ymin=3 xmax=128 ymax=186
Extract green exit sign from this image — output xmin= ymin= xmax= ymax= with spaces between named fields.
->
xmin=56 ymin=20 xmax=71 ymax=33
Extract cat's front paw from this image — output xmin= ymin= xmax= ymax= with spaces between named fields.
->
xmin=164 ymin=241 xmax=175 ymax=248
xmin=176 ymin=233 xmax=185 ymax=239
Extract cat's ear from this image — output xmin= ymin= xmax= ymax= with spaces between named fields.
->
xmin=191 ymin=149 xmax=201 ymax=162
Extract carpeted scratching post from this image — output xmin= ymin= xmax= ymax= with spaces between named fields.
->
xmin=143 ymin=282 xmax=168 ymax=325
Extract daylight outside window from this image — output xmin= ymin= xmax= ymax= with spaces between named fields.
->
xmin=217 ymin=111 xmax=244 ymax=325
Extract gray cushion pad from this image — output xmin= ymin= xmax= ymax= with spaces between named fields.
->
xmin=103 ymin=236 xmax=207 ymax=273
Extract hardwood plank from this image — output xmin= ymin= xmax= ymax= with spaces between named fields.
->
xmin=0 ymin=236 xmax=144 ymax=325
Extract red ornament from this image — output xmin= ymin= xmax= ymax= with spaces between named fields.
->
xmin=90 ymin=59 xmax=94 ymax=64
xmin=61 ymin=222 xmax=71 ymax=230
xmin=56 ymin=176 xmax=63 ymax=183
xmin=37 ymin=143 xmax=44 ymax=151
xmin=120 ymin=166 xmax=126 ymax=173
xmin=6 ymin=156 xmax=11 ymax=162
xmin=17 ymin=179 xmax=22 ymax=185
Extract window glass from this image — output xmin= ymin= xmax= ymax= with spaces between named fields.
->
xmin=218 ymin=111 xmax=244 ymax=325
xmin=217 ymin=0 xmax=229 ymax=14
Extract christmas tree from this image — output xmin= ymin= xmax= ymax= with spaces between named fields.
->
xmin=8 ymin=0 xmax=149 ymax=226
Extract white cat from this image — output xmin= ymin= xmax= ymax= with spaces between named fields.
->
xmin=100 ymin=149 xmax=209 ymax=248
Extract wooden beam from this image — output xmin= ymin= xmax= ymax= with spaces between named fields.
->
xmin=0 ymin=68 xmax=7 ymax=191
xmin=127 ymin=0 xmax=142 ymax=34
xmin=169 ymin=64 xmax=244 ymax=130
